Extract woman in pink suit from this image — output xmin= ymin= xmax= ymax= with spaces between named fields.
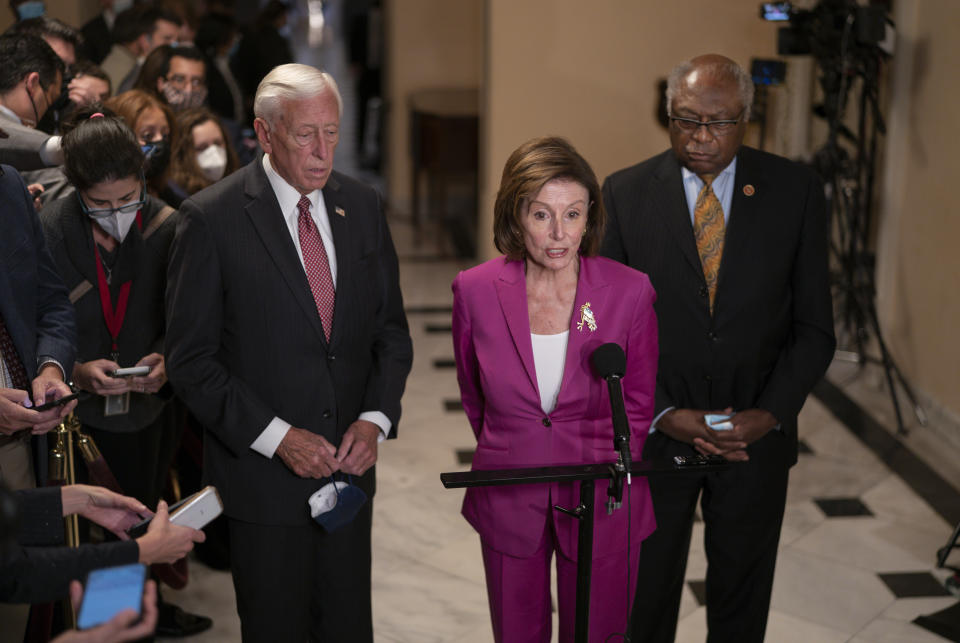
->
xmin=452 ymin=136 xmax=659 ymax=643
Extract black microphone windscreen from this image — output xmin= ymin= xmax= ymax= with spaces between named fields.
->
xmin=591 ymin=343 xmax=626 ymax=379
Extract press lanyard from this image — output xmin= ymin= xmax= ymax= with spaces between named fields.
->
xmin=93 ymin=212 xmax=142 ymax=361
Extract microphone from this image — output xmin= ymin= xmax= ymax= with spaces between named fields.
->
xmin=590 ymin=343 xmax=632 ymax=489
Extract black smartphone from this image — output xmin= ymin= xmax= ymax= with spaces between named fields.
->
xmin=76 ymin=563 xmax=147 ymax=630
xmin=32 ymin=392 xmax=80 ymax=412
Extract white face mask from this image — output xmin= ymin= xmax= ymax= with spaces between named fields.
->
xmin=95 ymin=208 xmax=139 ymax=242
xmin=197 ymin=144 xmax=227 ymax=182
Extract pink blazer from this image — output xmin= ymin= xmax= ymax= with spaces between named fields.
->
xmin=452 ymin=255 xmax=658 ymax=559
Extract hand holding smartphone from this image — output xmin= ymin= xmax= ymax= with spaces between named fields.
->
xmin=32 ymin=392 xmax=80 ymax=412
xmin=76 ymin=563 xmax=147 ymax=630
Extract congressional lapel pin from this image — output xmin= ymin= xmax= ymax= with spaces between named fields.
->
xmin=743 ymin=184 xmax=756 ymax=197
xmin=576 ymin=302 xmax=597 ymax=332
xmin=335 ymin=206 xmax=346 ymax=217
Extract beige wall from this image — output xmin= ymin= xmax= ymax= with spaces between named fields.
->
xmin=481 ymin=0 xmax=780 ymax=258
xmin=875 ymin=0 xmax=960 ymax=416
xmin=384 ymin=0 xmax=484 ymax=212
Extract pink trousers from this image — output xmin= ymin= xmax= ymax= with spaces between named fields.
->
xmin=480 ymin=519 xmax=640 ymax=643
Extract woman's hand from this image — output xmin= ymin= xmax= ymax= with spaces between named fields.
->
xmin=129 ymin=353 xmax=166 ymax=395
xmin=73 ymin=360 xmax=131 ymax=396
xmin=61 ymin=484 xmax=152 ymax=539
xmin=135 ymin=500 xmax=205 ymax=565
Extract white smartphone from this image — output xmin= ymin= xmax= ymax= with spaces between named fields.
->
xmin=705 ymin=413 xmax=734 ymax=431
xmin=76 ymin=563 xmax=146 ymax=630
xmin=125 ymin=486 xmax=223 ymax=538
xmin=169 ymin=485 xmax=224 ymax=530
xmin=111 ymin=366 xmax=151 ymax=378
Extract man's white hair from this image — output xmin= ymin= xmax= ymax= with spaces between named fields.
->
xmin=665 ymin=58 xmax=754 ymax=120
xmin=254 ymin=63 xmax=343 ymax=127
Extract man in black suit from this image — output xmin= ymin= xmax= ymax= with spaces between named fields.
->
xmin=165 ymin=63 xmax=413 ymax=642
xmin=602 ymin=54 xmax=835 ymax=642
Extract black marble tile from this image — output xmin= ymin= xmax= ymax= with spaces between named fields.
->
xmin=914 ymin=600 xmax=960 ymax=641
xmin=797 ymin=439 xmax=813 ymax=455
xmin=426 ymin=324 xmax=452 ymax=333
xmin=814 ymin=379 xmax=960 ymax=525
xmin=444 ymin=399 xmax=463 ymax=412
xmin=814 ymin=497 xmax=874 ymax=517
xmin=687 ymin=580 xmax=707 ymax=606
xmin=879 ymin=571 xmax=951 ymax=598
xmin=433 ymin=358 xmax=457 ymax=369
xmin=455 ymin=449 xmax=475 ymax=465
xmin=405 ymin=305 xmax=453 ymax=315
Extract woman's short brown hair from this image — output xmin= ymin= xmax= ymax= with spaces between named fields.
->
xmin=493 ymin=136 xmax=606 ymax=261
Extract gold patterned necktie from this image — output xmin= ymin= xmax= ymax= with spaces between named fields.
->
xmin=692 ymin=174 xmax=725 ymax=313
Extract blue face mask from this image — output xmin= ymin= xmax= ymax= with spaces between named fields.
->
xmin=16 ymin=1 xmax=45 ymax=20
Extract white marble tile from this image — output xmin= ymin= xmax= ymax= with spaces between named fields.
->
xmin=683 ymin=521 xmax=707 ymax=580
xmin=780 ymin=499 xmax=828 ymax=546
xmin=677 ymin=583 xmax=700 ymax=621
xmin=770 ymin=547 xmax=894 ymax=633
xmin=371 ymin=561 xmax=489 ymax=643
xmin=763 ymin=609 xmax=850 ymax=643
xmin=849 ymin=617 xmax=954 ymax=643
xmin=880 ymin=596 xmax=958 ymax=622
xmin=789 ymin=515 xmax=950 ymax=573
xmin=861 ymin=473 xmax=952 ymax=533
xmin=786 ymin=447 xmax=890 ymax=503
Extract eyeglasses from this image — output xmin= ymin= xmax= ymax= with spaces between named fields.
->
xmin=78 ymin=181 xmax=146 ymax=219
xmin=669 ymin=112 xmax=744 ymax=136
xmin=165 ymin=74 xmax=206 ymax=89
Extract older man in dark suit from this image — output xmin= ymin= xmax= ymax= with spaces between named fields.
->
xmin=602 ymin=54 xmax=836 ymax=642
xmin=165 ymin=63 xmax=413 ymax=642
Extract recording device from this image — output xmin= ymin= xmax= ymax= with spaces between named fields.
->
xmin=32 ymin=392 xmax=80 ymax=412
xmin=590 ymin=343 xmax=632 ymax=510
xmin=126 ymin=485 xmax=223 ymax=539
xmin=760 ymin=0 xmax=892 ymax=57
xmin=111 ymin=366 xmax=151 ymax=378
xmin=673 ymin=454 xmax=727 ymax=468
xmin=76 ymin=563 xmax=146 ymax=630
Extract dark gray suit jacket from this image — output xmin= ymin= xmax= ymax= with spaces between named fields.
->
xmin=165 ymin=158 xmax=413 ymax=525
xmin=0 ymin=117 xmax=54 ymax=172
xmin=602 ymin=147 xmax=835 ymax=463
xmin=0 ymin=164 xmax=75 ymax=483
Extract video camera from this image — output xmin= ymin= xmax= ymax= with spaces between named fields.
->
xmin=760 ymin=0 xmax=891 ymax=58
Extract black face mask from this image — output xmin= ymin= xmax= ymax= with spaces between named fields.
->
xmin=143 ymin=138 xmax=171 ymax=179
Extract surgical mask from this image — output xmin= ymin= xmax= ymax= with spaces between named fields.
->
xmin=161 ymin=83 xmax=207 ymax=111
xmin=196 ymin=144 xmax=227 ymax=182
xmin=95 ymin=208 xmax=139 ymax=242
xmin=16 ymin=1 xmax=45 ymax=20
xmin=142 ymin=138 xmax=171 ymax=179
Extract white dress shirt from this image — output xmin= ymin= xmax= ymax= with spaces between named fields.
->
xmin=250 ymin=154 xmax=390 ymax=458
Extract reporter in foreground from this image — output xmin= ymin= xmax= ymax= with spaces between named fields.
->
xmin=53 ymin=578 xmax=159 ymax=643
xmin=0 ymin=482 xmax=204 ymax=604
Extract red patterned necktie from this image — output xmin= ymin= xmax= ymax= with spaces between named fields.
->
xmin=0 ymin=314 xmax=29 ymax=389
xmin=297 ymin=195 xmax=336 ymax=341
xmin=692 ymin=174 xmax=725 ymax=314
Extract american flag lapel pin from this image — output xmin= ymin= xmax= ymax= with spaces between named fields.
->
xmin=335 ymin=206 xmax=346 ymax=217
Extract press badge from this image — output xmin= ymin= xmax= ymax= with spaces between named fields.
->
xmin=104 ymin=392 xmax=130 ymax=416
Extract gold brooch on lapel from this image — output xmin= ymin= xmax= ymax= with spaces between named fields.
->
xmin=576 ymin=302 xmax=597 ymax=332
xmin=743 ymin=184 xmax=755 ymax=197
xmin=335 ymin=206 xmax=346 ymax=217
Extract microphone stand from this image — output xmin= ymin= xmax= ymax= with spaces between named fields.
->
xmin=441 ymin=459 xmax=728 ymax=642
xmin=603 ymin=373 xmax=632 ymax=514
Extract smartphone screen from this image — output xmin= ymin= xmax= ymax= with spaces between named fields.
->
xmin=76 ymin=563 xmax=146 ymax=630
